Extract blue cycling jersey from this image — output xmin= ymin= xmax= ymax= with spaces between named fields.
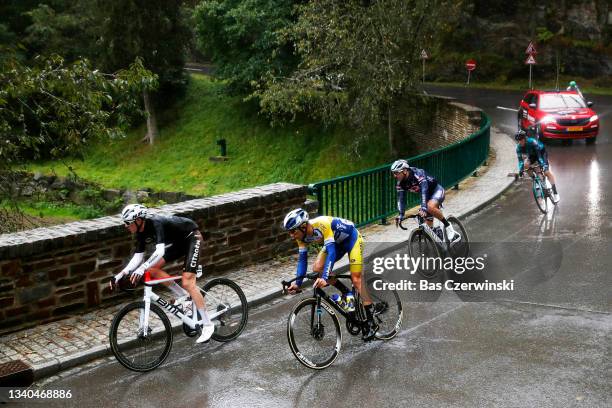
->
xmin=396 ymin=167 xmax=440 ymax=215
xmin=516 ymin=137 xmax=547 ymax=172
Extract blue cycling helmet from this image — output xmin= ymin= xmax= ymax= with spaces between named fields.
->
xmin=283 ymin=208 xmax=309 ymax=231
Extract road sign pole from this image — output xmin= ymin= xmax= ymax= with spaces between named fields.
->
xmin=529 ymin=65 xmax=532 ymax=89
xmin=467 ymin=70 xmax=471 ymax=85
xmin=422 ymin=59 xmax=425 ymax=83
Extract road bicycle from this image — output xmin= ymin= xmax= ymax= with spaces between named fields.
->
xmin=281 ymin=272 xmax=402 ymax=369
xmin=526 ymin=163 xmax=556 ymax=214
xmin=108 ymin=268 xmax=248 ymax=372
xmin=398 ymin=214 xmax=470 ymax=278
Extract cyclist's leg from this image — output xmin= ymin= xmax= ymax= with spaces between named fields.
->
xmin=347 ymin=232 xmax=371 ymax=305
xmin=426 ymin=185 xmax=446 ymax=224
xmin=181 ymin=232 xmax=206 ymax=318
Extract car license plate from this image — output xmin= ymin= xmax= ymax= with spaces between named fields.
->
xmin=568 ymin=126 xmax=583 ymax=131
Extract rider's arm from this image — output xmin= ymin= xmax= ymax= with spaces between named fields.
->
xmin=121 ymin=252 xmax=144 ymax=274
xmin=321 ymin=241 xmax=336 ymax=281
xmin=139 ymin=219 xmax=166 ymax=270
xmin=516 ymin=147 xmax=525 ymax=172
xmin=396 ymin=188 xmax=406 ymax=218
xmin=295 ymin=243 xmax=308 ymax=286
xmin=141 ymin=243 xmax=166 ymax=271
xmin=418 ymin=178 xmax=429 ymax=211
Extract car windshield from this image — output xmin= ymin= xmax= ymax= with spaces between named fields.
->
xmin=539 ymin=94 xmax=586 ymax=109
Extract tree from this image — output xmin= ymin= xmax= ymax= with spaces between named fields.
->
xmin=256 ymin=0 xmax=458 ymax=155
xmin=0 ymin=50 xmax=157 ymax=232
xmin=98 ymin=0 xmax=191 ymax=145
xmin=193 ymin=0 xmax=300 ymax=94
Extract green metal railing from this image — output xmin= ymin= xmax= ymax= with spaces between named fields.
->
xmin=308 ymin=112 xmax=491 ymax=227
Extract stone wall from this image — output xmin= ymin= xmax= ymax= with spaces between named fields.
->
xmin=401 ymin=96 xmax=483 ymax=154
xmin=0 ymin=183 xmax=307 ymax=333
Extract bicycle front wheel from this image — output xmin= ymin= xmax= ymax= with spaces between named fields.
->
xmin=287 ymin=298 xmax=341 ymax=369
xmin=447 ymin=216 xmax=470 ymax=258
xmin=201 ymin=278 xmax=248 ymax=342
xmin=532 ymin=177 xmax=548 ymax=214
xmin=408 ymin=228 xmax=442 ymax=279
xmin=366 ymin=277 xmax=403 ymax=340
xmin=109 ymin=301 xmax=173 ymax=372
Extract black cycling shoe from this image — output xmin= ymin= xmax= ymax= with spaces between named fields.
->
xmin=362 ymin=320 xmax=379 ymax=342
xmin=373 ymin=302 xmax=387 ymax=316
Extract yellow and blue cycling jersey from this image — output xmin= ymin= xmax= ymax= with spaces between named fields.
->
xmin=294 ymin=216 xmax=363 ymax=285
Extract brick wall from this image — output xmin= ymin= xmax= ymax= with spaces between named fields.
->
xmin=0 ymin=183 xmax=307 ymax=333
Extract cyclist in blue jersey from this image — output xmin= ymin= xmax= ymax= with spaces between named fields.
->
xmin=391 ymin=159 xmax=460 ymax=242
xmin=282 ymin=209 xmax=379 ymax=341
xmin=515 ymin=130 xmax=560 ymax=203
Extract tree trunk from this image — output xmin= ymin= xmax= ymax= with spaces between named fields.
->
xmin=388 ymin=105 xmax=398 ymax=158
xmin=142 ymin=89 xmax=159 ymax=145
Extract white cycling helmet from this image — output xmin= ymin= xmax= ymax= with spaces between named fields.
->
xmin=390 ymin=159 xmax=409 ymax=173
xmin=283 ymin=208 xmax=309 ymax=231
xmin=121 ymin=203 xmax=148 ymax=224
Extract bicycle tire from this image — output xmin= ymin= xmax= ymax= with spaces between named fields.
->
xmin=532 ymin=176 xmax=548 ymax=214
xmin=408 ymin=228 xmax=442 ymax=278
xmin=366 ymin=277 xmax=403 ymax=340
xmin=447 ymin=216 xmax=470 ymax=258
xmin=109 ymin=301 xmax=173 ymax=372
xmin=201 ymin=278 xmax=248 ymax=342
xmin=287 ymin=297 xmax=341 ymax=370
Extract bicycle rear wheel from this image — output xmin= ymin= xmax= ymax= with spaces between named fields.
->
xmin=447 ymin=216 xmax=470 ymax=258
xmin=366 ymin=277 xmax=403 ymax=340
xmin=109 ymin=301 xmax=173 ymax=372
xmin=408 ymin=228 xmax=442 ymax=278
xmin=201 ymin=278 xmax=248 ymax=342
xmin=287 ymin=298 xmax=341 ymax=369
xmin=532 ymin=176 xmax=548 ymax=214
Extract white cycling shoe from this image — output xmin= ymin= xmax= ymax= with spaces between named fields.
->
xmin=196 ymin=322 xmax=215 ymax=343
xmin=445 ymin=225 xmax=461 ymax=242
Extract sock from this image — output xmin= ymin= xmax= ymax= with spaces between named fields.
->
xmin=552 ymin=184 xmax=558 ymax=194
xmin=441 ymin=218 xmax=450 ymax=227
xmin=198 ymin=308 xmax=211 ymax=325
xmin=169 ymin=282 xmax=188 ymax=297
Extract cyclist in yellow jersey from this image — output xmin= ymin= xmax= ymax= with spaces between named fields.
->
xmin=283 ymin=208 xmax=378 ymax=341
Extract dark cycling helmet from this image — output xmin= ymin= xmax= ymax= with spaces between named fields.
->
xmin=515 ymin=130 xmax=527 ymax=141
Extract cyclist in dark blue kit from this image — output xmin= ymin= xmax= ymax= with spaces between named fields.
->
xmin=391 ymin=159 xmax=460 ymax=242
xmin=515 ymin=130 xmax=560 ymax=203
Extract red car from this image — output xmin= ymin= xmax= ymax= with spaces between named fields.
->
xmin=518 ymin=89 xmax=599 ymax=143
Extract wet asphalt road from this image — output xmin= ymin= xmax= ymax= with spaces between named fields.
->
xmin=34 ymin=87 xmax=611 ymax=408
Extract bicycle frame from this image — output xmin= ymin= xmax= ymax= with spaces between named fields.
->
xmin=137 ymin=273 xmax=228 ymax=338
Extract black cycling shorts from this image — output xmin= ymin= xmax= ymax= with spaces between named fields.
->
xmin=163 ymin=230 xmax=203 ymax=273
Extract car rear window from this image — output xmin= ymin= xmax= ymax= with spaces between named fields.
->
xmin=539 ymin=94 xmax=586 ymax=109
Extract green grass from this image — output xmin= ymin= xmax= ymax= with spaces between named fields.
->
xmin=429 ymin=76 xmax=612 ymax=96
xmin=8 ymin=200 xmax=103 ymax=222
xmin=27 ymin=74 xmax=391 ymax=196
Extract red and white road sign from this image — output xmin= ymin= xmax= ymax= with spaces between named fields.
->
xmin=525 ymin=42 xmax=537 ymax=55
xmin=420 ymin=49 xmax=429 ymax=59
xmin=525 ymin=54 xmax=537 ymax=65
xmin=465 ymin=59 xmax=476 ymax=71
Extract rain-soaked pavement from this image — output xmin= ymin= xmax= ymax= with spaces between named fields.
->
xmin=34 ymin=87 xmax=611 ymax=407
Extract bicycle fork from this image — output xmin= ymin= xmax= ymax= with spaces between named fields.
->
xmin=139 ymin=286 xmax=153 ymax=338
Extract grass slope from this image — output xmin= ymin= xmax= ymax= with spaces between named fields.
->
xmin=28 ymin=74 xmax=390 ymax=196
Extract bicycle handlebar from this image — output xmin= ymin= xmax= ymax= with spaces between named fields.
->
xmin=396 ymin=214 xmax=419 ymax=230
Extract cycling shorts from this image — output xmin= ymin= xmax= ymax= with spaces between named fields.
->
xmin=163 ymin=230 xmax=203 ymax=273
xmin=318 ymin=230 xmax=364 ymax=274
xmin=427 ymin=184 xmax=445 ymax=205
xmin=527 ymin=151 xmax=549 ymax=169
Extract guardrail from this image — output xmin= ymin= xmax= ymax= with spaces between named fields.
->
xmin=308 ymin=112 xmax=491 ymax=227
